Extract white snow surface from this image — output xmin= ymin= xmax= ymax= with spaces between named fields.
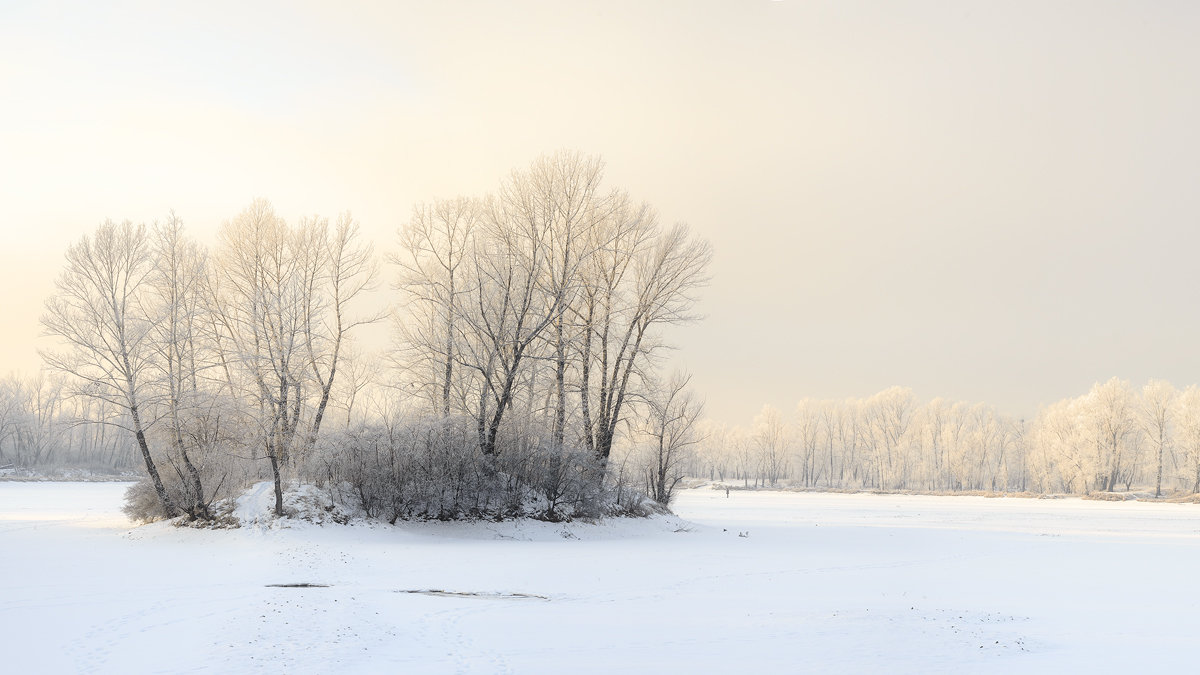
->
xmin=3 ymin=483 xmax=1199 ymax=673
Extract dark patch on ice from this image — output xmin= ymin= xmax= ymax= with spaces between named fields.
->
xmin=398 ymin=589 xmax=548 ymax=600
xmin=266 ymin=583 xmax=330 ymax=588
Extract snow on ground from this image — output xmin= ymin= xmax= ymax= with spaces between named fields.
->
xmin=3 ymin=484 xmax=1200 ymax=673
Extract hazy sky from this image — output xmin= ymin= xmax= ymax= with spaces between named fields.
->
xmin=4 ymin=0 xmax=1200 ymax=425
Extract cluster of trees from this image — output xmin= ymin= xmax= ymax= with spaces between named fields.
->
xmin=689 ymin=379 xmax=1200 ymax=498
xmin=0 ymin=372 xmax=139 ymax=470
xmin=393 ymin=152 xmax=710 ymax=464
xmin=685 ymin=387 xmax=1025 ymax=493
xmin=1027 ymin=378 xmax=1200 ymax=497
xmin=383 ymin=150 xmax=711 ymax=514
xmin=36 ymin=151 xmax=712 ymax=520
xmin=41 ymin=209 xmax=380 ymax=519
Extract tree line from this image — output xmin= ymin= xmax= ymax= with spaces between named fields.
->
xmin=33 ymin=151 xmax=712 ymax=520
xmin=688 ymin=378 xmax=1200 ymax=498
xmin=0 ymin=372 xmax=140 ymax=470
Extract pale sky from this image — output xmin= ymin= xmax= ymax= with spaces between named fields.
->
xmin=3 ymin=0 xmax=1200 ymax=425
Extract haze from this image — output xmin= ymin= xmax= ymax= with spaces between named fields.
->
xmin=3 ymin=0 xmax=1199 ymax=425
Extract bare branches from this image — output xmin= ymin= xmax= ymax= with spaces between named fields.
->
xmin=41 ymin=220 xmax=177 ymax=515
xmin=210 ymin=200 xmax=382 ymax=515
xmin=392 ymin=152 xmax=712 ymax=469
xmin=392 ymin=198 xmax=479 ymax=416
xmin=641 ymin=371 xmax=704 ymax=505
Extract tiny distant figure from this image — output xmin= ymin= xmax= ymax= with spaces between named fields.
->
xmin=725 ymin=487 xmax=730 ymax=498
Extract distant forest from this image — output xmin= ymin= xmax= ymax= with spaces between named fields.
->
xmin=687 ymin=378 xmax=1194 ymax=499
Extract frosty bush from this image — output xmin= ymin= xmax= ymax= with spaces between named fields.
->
xmin=122 ymin=478 xmax=174 ymax=522
xmin=122 ymin=463 xmax=252 ymax=523
xmin=307 ymin=416 xmax=623 ymax=522
xmin=122 ymin=431 xmax=260 ymax=523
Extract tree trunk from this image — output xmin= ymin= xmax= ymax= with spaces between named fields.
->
xmin=130 ymin=404 xmax=177 ymax=517
xmin=268 ymin=449 xmax=284 ymax=516
xmin=1156 ymin=440 xmax=1164 ymax=498
xmin=579 ymin=297 xmax=595 ymax=454
xmin=553 ymin=317 xmax=566 ymax=447
xmin=168 ymin=392 xmax=209 ymax=519
xmin=268 ymin=397 xmax=287 ymax=517
xmin=309 ymin=350 xmax=338 ymax=453
xmin=442 ymin=337 xmax=453 ymax=417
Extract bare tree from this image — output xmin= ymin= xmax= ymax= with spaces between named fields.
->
xmin=754 ymin=404 xmax=789 ymax=486
xmin=390 ymin=152 xmax=710 ymax=490
xmin=456 ymin=161 xmax=593 ymax=457
xmin=394 ymin=198 xmax=478 ymax=415
xmin=1087 ymin=378 xmax=1137 ymax=492
xmin=42 ymin=220 xmax=177 ymax=515
xmin=333 ymin=347 xmax=376 ymax=428
xmin=148 ymin=214 xmax=212 ymax=518
xmin=210 ymin=200 xmax=308 ymax=516
xmin=0 ymin=378 xmax=17 ymax=464
xmin=0 ymin=373 xmax=67 ymax=467
xmin=794 ymin=399 xmax=822 ymax=487
xmin=642 ymin=372 xmax=704 ymax=505
xmin=836 ymin=398 xmax=865 ymax=487
xmin=302 ymin=212 xmax=381 ymax=450
xmin=1140 ymin=380 xmax=1176 ymax=498
xmin=865 ymin=387 xmax=915 ymax=489
xmin=578 ymin=215 xmax=712 ymax=470
xmin=1175 ymin=386 xmax=1200 ymax=493
xmin=528 ymin=152 xmax=608 ymax=447
xmin=919 ymin=398 xmax=950 ymax=490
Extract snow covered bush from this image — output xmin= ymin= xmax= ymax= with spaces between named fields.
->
xmin=122 ymin=478 xmax=174 ymax=522
xmin=306 ymin=415 xmax=626 ymax=522
xmin=121 ymin=449 xmax=259 ymax=523
xmin=122 ymin=413 xmax=262 ymax=523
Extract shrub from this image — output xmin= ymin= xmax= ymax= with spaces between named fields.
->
xmin=306 ymin=415 xmax=637 ymax=522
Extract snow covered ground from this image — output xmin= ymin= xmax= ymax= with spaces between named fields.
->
xmin=3 ymin=483 xmax=1199 ymax=673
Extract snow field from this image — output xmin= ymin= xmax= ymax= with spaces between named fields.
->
xmin=2 ymin=483 xmax=1199 ymax=673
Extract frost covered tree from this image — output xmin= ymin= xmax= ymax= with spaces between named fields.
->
xmin=458 ymin=173 xmax=584 ymax=456
xmin=753 ymin=405 xmax=788 ymax=486
xmin=577 ymin=213 xmax=711 ymax=469
xmin=711 ymin=388 xmax=1034 ymax=494
xmin=0 ymin=373 xmax=68 ymax=468
xmin=917 ymin=398 xmax=951 ymax=490
xmin=392 ymin=151 xmax=711 ymax=480
xmin=1140 ymin=380 xmax=1176 ymax=498
xmin=42 ymin=220 xmax=177 ymax=515
xmin=0 ymin=379 xmax=17 ymax=465
xmin=147 ymin=215 xmax=214 ymax=518
xmin=528 ymin=152 xmax=608 ymax=447
xmin=1174 ymin=386 xmax=1200 ymax=493
xmin=1086 ymin=378 xmax=1138 ymax=492
xmin=301 ymin=213 xmax=381 ymax=451
xmin=864 ymin=387 xmax=915 ymax=489
xmin=394 ymin=198 xmax=479 ymax=416
xmin=641 ymin=372 xmax=704 ymax=505
xmin=210 ymin=200 xmax=310 ymax=516
xmin=721 ymin=379 xmax=1200 ymax=495
xmin=794 ymin=399 xmax=823 ymax=488
xmin=207 ymin=201 xmax=376 ymax=516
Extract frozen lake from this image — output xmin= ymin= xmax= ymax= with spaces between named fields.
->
xmin=2 ymin=482 xmax=1199 ymax=673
